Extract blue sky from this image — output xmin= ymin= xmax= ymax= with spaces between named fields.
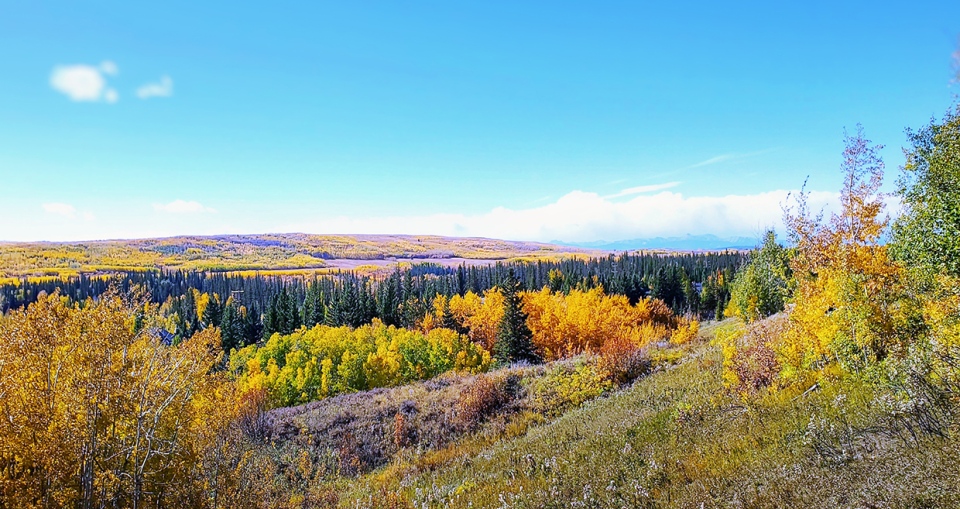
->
xmin=1 ymin=1 xmax=958 ymax=242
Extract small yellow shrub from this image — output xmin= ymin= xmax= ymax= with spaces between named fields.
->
xmin=529 ymin=360 xmax=613 ymax=416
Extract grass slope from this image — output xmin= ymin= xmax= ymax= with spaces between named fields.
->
xmin=339 ymin=320 xmax=960 ymax=508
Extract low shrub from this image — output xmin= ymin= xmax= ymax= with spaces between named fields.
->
xmin=529 ymin=359 xmax=613 ymax=417
xmin=719 ymin=314 xmax=786 ymax=393
xmin=454 ymin=373 xmax=520 ymax=430
xmin=599 ymin=335 xmax=651 ymax=385
xmin=670 ymin=320 xmax=700 ymax=345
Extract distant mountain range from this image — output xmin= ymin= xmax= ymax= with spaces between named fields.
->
xmin=554 ymin=234 xmax=759 ymax=251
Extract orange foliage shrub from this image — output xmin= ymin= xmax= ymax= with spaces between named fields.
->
xmin=454 ymin=374 xmax=517 ymax=430
xmin=724 ymin=314 xmax=787 ymax=393
xmin=598 ymin=335 xmax=651 ymax=385
xmin=522 ymin=287 xmax=680 ymax=360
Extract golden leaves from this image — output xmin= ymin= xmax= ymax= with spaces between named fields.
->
xmin=0 ymin=291 xmax=232 ymax=507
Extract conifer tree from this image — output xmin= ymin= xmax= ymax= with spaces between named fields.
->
xmin=220 ymin=301 xmax=242 ymax=353
xmin=202 ymin=293 xmax=222 ymax=328
xmin=263 ymin=295 xmax=280 ymax=338
xmin=301 ymin=281 xmax=324 ymax=327
xmin=242 ymin=305 xmax=263 ymax=346
xmin=493 ymin=269 xmax=540 ymax=365
xmin=440 ymin=298 xmax=460 ymax=332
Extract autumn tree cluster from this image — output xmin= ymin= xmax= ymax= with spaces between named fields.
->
xmin=721 ymin=113 xmax=960 ymax=397
xmin=233 ymin=273 xmax=696 ymax=408
xmin=426 ymin=286 xmax=691 ymax=360
xmin=230 ymin=321 xmax=492 ymax=407
xmin=0 ymin=291 xmax=244 ymax=508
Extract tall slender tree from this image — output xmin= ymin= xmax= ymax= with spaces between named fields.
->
xmin=493 ymin=269 xmax=540 ymax=365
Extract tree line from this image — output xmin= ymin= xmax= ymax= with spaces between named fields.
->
xmin=0 ymin=251 xmax=745 ymax=351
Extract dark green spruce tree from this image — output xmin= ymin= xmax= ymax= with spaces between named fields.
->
xmin=220 ymin=301 xmax=243 ymax=353
xmin=440 ymin=298 xmax=460 ymax=333
xmin=493 ymin=269 xmax=540 ymax=365
xmin=202 ymin=293 xmax=223 ymax=328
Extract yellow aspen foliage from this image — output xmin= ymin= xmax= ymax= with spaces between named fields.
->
xmin=420 ymin=310 xmax=437 ymax=332
xmin=670 ymin=320 xmax=700 ymax=345
xmin=522 ymin=287 xmax=681 ymax=360
xmin=230 ymin=320 xmax=492 ymax=407
xmin=193 ymin=287 xmax=209 ymax=322
xmin=775 ymin=127 xmax=906 ymax=386
xmin=320 ymin=357 xmax=334 ymax=397
xmin=0 ymin=291 xmax=238 ymax=508
xmin=448 ymin=289 xmax=504 ymax=349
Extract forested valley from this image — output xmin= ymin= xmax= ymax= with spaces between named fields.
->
xmin=0 ymin=250 xmax=742 ymax=348
xmin=3 ymin=109 xmax=960 ymax=507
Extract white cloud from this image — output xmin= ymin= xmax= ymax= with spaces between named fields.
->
xmin=42 ymin=202 xmax=77 ymax=218
xmin=104 ymin=88 xmax=118 ymax=103
xmin=136 ymin=75 xmax=173 ymax=99
xmin=99 ymin=60 xmax=118 ymax=76
xmin=604 ymin=182 xmax=680 ymax=199
xmin=287 ymin=189 xmax=844 ymax=243
xmin=50 ymin=64 xmax=117 ymax=102
xmin=153 ymin=200 xmax=216 ymax=214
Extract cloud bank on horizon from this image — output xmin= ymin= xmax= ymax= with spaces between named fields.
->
xmin=284 ymin=188 xmax=844 ymax=243
xmin=8 ymin=184 xmax=897 ymax=244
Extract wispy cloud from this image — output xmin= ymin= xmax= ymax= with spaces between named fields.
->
xmin=136 ymin=75 xmax=173 ymax=99
xmin=687 ymin=154 xmax=735 ymax=169
xmin=685 ymin=149 xmax=779 ymax=170
xmin=153 ymin=200 xmax=215 ymax=214
xmin=42 ymin=202 xmax=77 ymax=218
xmin=50 ymin=61 xmax=119 ymax=103
xmin=99 ymin=60 xmax=118 ymax=76
xmin=604 ymin=181 xmax=680 ymax=199
xmin=41 ymin=203 xmax=96 ymax=221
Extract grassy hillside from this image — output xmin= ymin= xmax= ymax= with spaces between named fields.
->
xmin=341 ymin=320 xmax=958 ymax=508
xmin=0 ymin=233 xmax=594 ymax=280
xmin=246 ymin=320 xmax=959 ymax=508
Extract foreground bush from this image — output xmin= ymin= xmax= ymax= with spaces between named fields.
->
xmin=0 ymin=292 xmax=240 ymax=508
xmin=454 ymin=373 xmax=521 ymax=431
xmin=717 ymin=314 xmax=787 ymax=393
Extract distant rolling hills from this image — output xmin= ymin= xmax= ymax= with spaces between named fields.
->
xmin=0 ymin=233 xmax=598 ymax=280
xmin=0 ymin=233 xmax=756 ymax=281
